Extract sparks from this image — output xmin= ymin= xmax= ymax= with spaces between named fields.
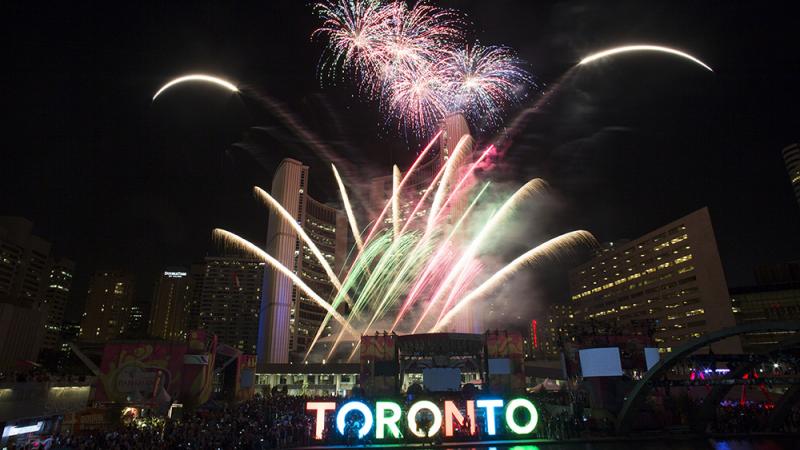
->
xmin=212 ymin=229 xmax=358 ymax=337
xmin=433 ymin=231 xmax=598 ymax=331
xmin=332 ymin=164 xmax=364 ymax=250
xmin=579 ymin=45 xmax=713 ymax=72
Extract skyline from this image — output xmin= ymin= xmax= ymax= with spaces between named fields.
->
xmin=3 ymin=1 xmax=800 ymax=321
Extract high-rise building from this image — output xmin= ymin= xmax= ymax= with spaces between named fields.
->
xmin=0 ymin=217 xmax=74 ymax=363
xmin=79 ymin=270 xmax=135 ymax=342
xmin=148 ymin=268 xmax=191 ymax=341
xmin=259 ymin=158 xmax=348 ymax=364
xmin=569 ymin=207 xmax=740 ymax=353
xmin=58 ymin=320 xmax=81 ymax=357
xmin=126 ymin=302 xmax=149 ymax=337
xmin=541 ymin=303 xmax=577 ymax=359
xmin=41 ymin=257 xmax=75 ymax=349
xmin=0 ymin=217 xmax=51 ymax=303
xmin=185 ymin=262 xmax=206 ymax=332
xmin=198 ymin=257 xmax=263 ymax=354
xmin=782 ymin=143 xmax=800 ymax=208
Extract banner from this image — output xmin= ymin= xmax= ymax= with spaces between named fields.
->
xmin=95 ymin=343 xmax=186 ymax=405
xmin=181 ymin=330 xmax=217 ymax=408
xmin=485 ymin=331 xmax=525 ymax=392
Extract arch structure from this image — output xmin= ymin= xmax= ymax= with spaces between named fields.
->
xmin=615 ymin=321 xmax=800 ymax=434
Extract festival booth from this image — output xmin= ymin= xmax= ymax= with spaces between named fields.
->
xmin=90 ymin=329 xmax=256 ymax=425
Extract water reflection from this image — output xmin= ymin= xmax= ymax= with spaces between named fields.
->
xmin=428 ymin=439 xmax=793 ymax=450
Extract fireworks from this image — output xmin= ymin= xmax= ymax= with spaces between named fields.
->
xmin=441 ymin=44 xmax=533 ymax=128
xmin=152 ymin=74 xmax=238 ymax=101
xmin=147 ymin=3 xmax=719 ymax=368
xmin=433 ymin=230 xmax=597 ymax=332
xmin=212 ymin=228 xmax=358 ymax=337
xmin=331 ymin=164 xmax=364 ymax=250
xmin=253 ymin=186 xmax=351 ymax=306
xmin=216 ymin=132 xmax=597 ymax=363
xmin=313 ymin=0 xmax=391 ymax=92
xmin=579 ymin=45 xmax=713 ymax=72
xmin=313 ymin=0 xmax=533 ymax=135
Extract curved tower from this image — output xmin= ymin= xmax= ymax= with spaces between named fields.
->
xmin=258 ymin=159 xmax=347 ymax=364
xmin=259 ymin=159 xmax=305 ymax=364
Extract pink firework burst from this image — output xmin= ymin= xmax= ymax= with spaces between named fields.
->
xmin=313 ymin=0 xmax=390 ymax=96
xmin=313 ymin=0 xmax=533 ymax=136
xmin=441 ymin=44 xmax=533 ymax=128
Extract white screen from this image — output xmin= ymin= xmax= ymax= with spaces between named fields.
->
xmin=579 ymin=347 xmax=623 ymax=377
xmin=422 ymin=368 xmax=461 ymax=391
xmin=644 ymin=347 xmax=660 ymax=370
xmin=488 ymin=358 xmax=512 ymax=374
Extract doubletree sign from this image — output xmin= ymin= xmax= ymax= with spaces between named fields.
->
xmin=307 ymin=398 xmax=539 ymax=440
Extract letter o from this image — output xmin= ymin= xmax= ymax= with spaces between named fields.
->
xmin=336 ymin=401 xmax=374 ymax=438
xmin=407 ymin=400 xmax=443 ymax=438
xmin=505 ymin=398 xmax=538 ymax=434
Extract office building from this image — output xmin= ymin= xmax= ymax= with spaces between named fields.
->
xmin=730 ymin=282 xmax=800 ymax=353
xmin=541 ymin=303 xmax=578 ymax=359
xmin=199 ymin=257 xmax=264 ymax=355
xmin=569 ymin=207 xmax=740 ymax=353
xmin=730 ymin=262 xmax=800 ymax=353
xmin=0 ymin=217 xmax=50 ymax=303
xmin=126 ymin=302 xmax=149 ymax=337
xmin=0 ymin=217 xmax=74 ymax=361
xmin=783 ymin=143 xmax=800 ymax=208
xmin=79 ymin=270 xmax=135 ymax=342
xmin=259 ymin=158 xmax=348 ymax=364
xmin=148 ymin=268 xmax=191 ymax=341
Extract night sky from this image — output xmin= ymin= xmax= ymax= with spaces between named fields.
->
xmin=4 ymin=1 xmax=799 ymax=321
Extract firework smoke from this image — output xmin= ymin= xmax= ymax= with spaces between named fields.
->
xmin=433 ymin=230 xmax=597 ymax=331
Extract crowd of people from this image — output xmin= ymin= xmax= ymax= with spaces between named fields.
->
xmin=711 ymin=401 xmax=773 ymax=434
xmin=8 ymin=395 xmax=323 ymax=450
xmin=710 ymin=401 xmax=800 ymax=434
